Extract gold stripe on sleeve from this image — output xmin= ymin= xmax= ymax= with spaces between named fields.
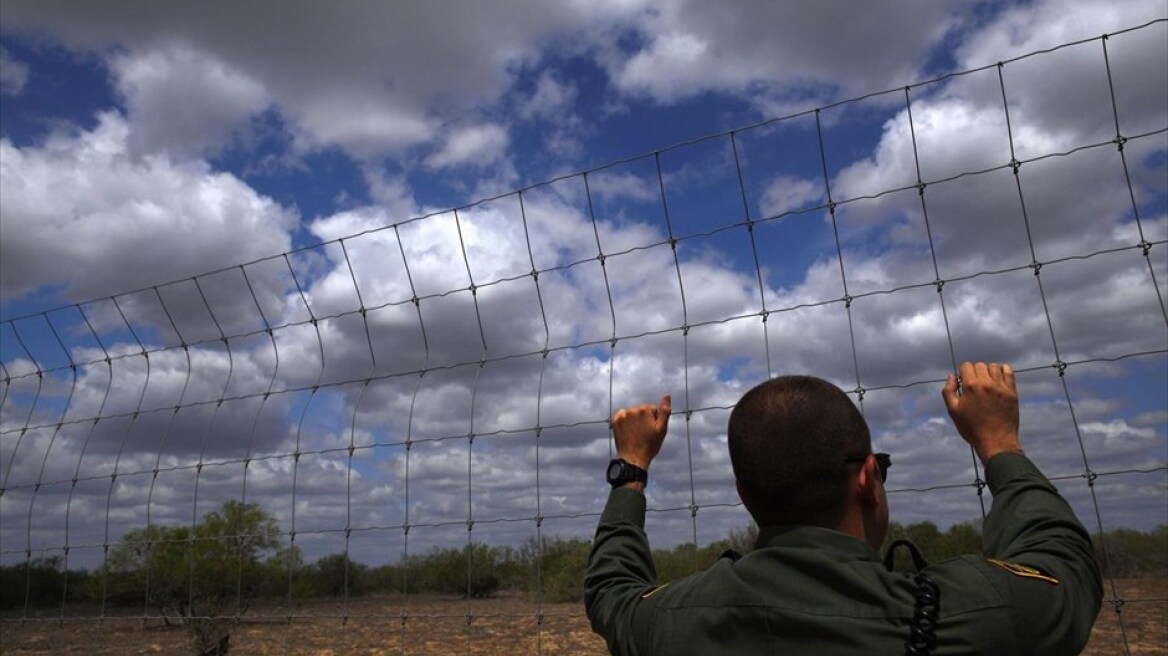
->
xmin=986 ymin=559 xmax=1060 ymax=585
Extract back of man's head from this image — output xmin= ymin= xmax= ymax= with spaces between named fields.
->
xmin=728 ymin=375 xmax=871 ymax=528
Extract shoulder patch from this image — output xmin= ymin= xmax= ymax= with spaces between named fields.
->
xmin=986 ymin=558 xmax=1060 ymax=585
xmin=641 ymin=583 xmax=670 ymax=599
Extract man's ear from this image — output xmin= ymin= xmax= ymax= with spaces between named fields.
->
xmin=857 ymin=457 xmax=882 ymax=509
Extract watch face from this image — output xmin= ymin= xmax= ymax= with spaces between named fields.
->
xmin=607 ymin=460 xmax=624 ymax=481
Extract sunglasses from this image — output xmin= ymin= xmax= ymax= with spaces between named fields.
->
xmin=844 ymin=452 xmax=892 ymax=483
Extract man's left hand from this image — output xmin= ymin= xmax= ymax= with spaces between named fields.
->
xmin=611 ymin=394 xmax=672 ymax=470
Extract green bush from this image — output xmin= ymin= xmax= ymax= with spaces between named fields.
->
xmin=97 ymin=501 xmax=281 ymax=655
xmin=524 ymin=536 xmax=592 ymax=602
xmin=406 ymin=542 xmax=509 ymax=597
xmin=0 ymin=556 xmax=91 ymax=610
xmin=884 ymin=520 xmax=985 ymax=570
xmin=9 ymin=518 xmax=1164 ymax=631
xmin=1095 ymin=525 xmax=1168 ymax=577
xmin=654 ymin=542 xmax=729 ymax=583
xmin=304 ymin=553 xmax=369 ymax=597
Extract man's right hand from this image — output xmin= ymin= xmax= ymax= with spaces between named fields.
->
xmin=610 ymin=394 xmax=672 ymax=474
xmin=942 ymin=361 xmax=1023 ymax=465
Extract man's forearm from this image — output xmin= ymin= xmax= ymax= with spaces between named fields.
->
xmin=585 ymin=487 xmax=657 ymax=654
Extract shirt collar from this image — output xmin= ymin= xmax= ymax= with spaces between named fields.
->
xmin=755 ymin=524 xmax=882 ymax=562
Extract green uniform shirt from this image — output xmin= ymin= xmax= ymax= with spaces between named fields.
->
xmin=585 ymin=452 xmax=1102 ymax=655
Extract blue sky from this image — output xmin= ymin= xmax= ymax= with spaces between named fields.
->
xmin=1 ymin=1 xmax=1166 ymax=569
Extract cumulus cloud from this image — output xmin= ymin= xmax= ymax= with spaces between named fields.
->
xmin=0 ymin=113 xmax=297 ymax=302
xmin=0 ymin=0 xmax=646 ymax=159
xmin=827 ymin=10 xmax=1167 ymax=281
xmin=1 ymin=1 xmax=1164 ymax=568
xmin=0 ymin=0 xmax=1004 ymax=163
xmin=110 ymin=42 xmax=269 ymax=157
xmin=954 ymin=0 xmax=1167 ymax=73
xmin=606 ymin=0 xmax=971 ymax=105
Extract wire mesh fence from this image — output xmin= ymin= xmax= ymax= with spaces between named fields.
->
xmin=2 ymin=19 xmax=1166 ymax=655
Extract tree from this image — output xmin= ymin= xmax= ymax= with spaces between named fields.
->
xmin=408 ymin=542 xmax=506 ymax=598
xmin=102 ymin=501 xmax=281 ymax=656
xmin=306 ymin=553 xmax=369 ymax=598
xmin=521 ymin=536 xmax=592 ymax=602
xmin=937 ymin=521 xmax=982 ymax=560
xmin=1096 ymin=525 xmax=1168 ymax=577
xmin=884 ymin=520 xmax=985 ymax=571
xmin=0 ymin=556 xmax=90 ymax=610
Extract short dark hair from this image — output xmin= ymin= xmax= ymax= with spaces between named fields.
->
xmin=728 ymin=375 xmax=871 ymax=527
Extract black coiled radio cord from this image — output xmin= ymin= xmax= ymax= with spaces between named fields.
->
xmin=904 ymin=572 xmax=940 ymax=655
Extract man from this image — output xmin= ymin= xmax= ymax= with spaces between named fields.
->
xmin=586 ymin=362 xmax=1102 ymax=655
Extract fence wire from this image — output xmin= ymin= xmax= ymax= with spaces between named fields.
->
xmin=2 ymin=19 xmax=1167 ymax=655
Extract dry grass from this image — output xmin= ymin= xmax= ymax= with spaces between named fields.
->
xmin=1083 ymin=579 xmax=1168 ymax=656
xmin=2 ymin=580 xmax=1163 ymax=655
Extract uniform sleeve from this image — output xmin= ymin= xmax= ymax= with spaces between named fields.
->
xmin=584 ymin=486 xmax=658 ymax=656
xmin=981 ymin=452 xmax=1103 ymax=655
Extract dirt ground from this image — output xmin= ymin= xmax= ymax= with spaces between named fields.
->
xmin=2 ymin=579 xmax=1164 ymax=655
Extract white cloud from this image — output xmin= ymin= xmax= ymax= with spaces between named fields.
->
xmin=518 ymin=71 xmax=587 ymax=157
xmin=359 ymin=168 xmax=421 ymax=220
xmin=0 ymin=0 xmax=991 ymax=163
xmin=954 ymin=0 xmax=1167 ymax=70
xmin=289 ymin=94 xmax=438 ymax=158
xmin=827 ymin=7 xmax=1166 ymax=283
xmin=760 ymin=175 xmax=822 ymax=217
xmin=111 ymin=42 xmax=269 ymax=158
xmin=0 ymin=0 xmax=647 ymax=159
xmin=0 ymin=46 xmax=29 ymax=95
xmin=0 ymin=113 xmax=297 ymax=302
xmin=606 ymin=0 xmax=971 ymax=105
xmin=616 ymin=30 xmax=710 ymax=102
xmin=588 ymin=170 xmax=658 ymax=202
xmin=423 ymin=123 xmax=510 ymax=170
xmin=521 ymin=70 xmax=578 ymax=120
xmin=1082 ymin=419 xmax=1157 ymax=443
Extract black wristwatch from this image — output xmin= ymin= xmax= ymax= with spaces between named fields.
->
xmin=606 ymin=458 xmax=648 ymax=488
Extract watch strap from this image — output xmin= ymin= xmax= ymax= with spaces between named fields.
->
xmin=607 ymin=458 xmax=648 ymax=487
